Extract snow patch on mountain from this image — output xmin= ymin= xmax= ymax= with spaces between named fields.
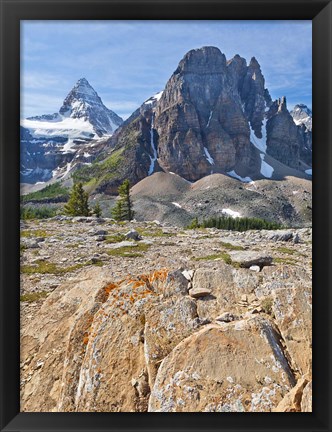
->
xmin=144 ymin=91 xmax=164 ymax=105
xmin=222 ymin=208 xmax=241 ymax=218
xmin=227 ymin=170 xmax=252 ymax=183
xmin=260 ymin=154 xmax=274 ymax=178
xmin=203 ymin=147 xmax=214 ymax=165
xmin=250 ymin=118 xmax=267 ymax=153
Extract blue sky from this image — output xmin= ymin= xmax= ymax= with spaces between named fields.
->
xmin=21 ymin=20 xmax=312 ymax=120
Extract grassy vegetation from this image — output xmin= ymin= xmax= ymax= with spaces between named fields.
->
xmin=21 ymin=229 xmax=48 ymax=238
xmin=72 ymin=148 xmax=125 ymax=187
xmin=275 ymin=247 xmax=296 ymax=255
xmin=188 ymin=216 xmax=282 ymax=231
xmin=136 ymin=228 xmax=172 ymax=238
xmin=20 ymin=291 xmax=49 ymax=302
xmin=21 ymin=182 xmax=69 ymax=203
xmin=106 ymin=242 xmax=151 ymax=258
xmin=21 ymin=258 xmax=105 ymax=275
xmin=220 ymin=241 xmax=245 ymax=251
xmin=274 ymin=257 xmax=297 ymax=265
xmin=193 ymin=252 xmax=233 ymax=265
xmin=105 ymin=233 xmax=127 ymax=244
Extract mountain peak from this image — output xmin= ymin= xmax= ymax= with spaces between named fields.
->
xmin=290 ymin=103 xmax=312 ymax=132
xmin=176 ymin=46 xmax=226 ymax=74
xmin=77 ymin=77 xmax=90 ymax=84
xmin=58 ymin=79 xmax=123 ymax=136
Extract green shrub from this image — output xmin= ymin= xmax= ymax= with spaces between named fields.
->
xmin=261 ymin=297 xmax=274 ymax=315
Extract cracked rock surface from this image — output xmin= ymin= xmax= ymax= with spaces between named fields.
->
xmin=20 ymin=218 xmax=312 ymax=412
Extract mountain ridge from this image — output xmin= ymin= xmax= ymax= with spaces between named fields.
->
xmin=79 ymin=46 xmax=311 ymax=195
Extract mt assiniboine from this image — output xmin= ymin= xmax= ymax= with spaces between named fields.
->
xmin=21 ymin=47 xmax=312 ymax=192
xmin=20 ymin=78 xmax=123 ymax=184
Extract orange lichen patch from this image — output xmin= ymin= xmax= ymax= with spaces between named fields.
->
xmin=149 ymin=269 xmax=169 ymax=283
xmin=97 ymin=282 xmax=120 ymax=303
xmin=131 ymin=280 xmax=146 ymax=289
xmin=104 ymin=282 xmax=119 ymax=296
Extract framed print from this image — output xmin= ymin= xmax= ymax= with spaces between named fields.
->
xmin=0 ymin=0 xmax=331 ymax=431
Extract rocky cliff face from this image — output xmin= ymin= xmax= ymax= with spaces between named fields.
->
xmin=89 ymin=46 xmax=310 ymax=194
xmin=20 ymin=79 xmax=123 ymax=186
xmin=265 ymin=97 xmax=302 ymax=169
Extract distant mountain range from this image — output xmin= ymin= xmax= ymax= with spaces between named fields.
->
xmin=20 ymin=46 xmax=312 ymax=192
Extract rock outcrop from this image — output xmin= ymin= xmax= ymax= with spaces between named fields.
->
xmin=20 ymin=219 xmax=312 ymax=413
xmin=266 ymin=97 xmax=302 ymax=169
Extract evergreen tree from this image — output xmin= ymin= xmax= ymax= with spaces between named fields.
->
xmin=111 ymin=179 xmax=134 ymax=221
xmin=93 ymin=202 xmax=102 ymax=218
xmin=63 ymin=182 xmax=90 ymax=216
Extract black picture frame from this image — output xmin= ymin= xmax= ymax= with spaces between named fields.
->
xmin=0 ymin=0 xmax=331 ymax=431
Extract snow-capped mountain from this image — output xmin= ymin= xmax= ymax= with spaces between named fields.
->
xmin=290 ymin=104 xmax=312 ymax=131
xmin=20 ymin=78 xmax=123 ymax=185
xmin=58 ymin=78 xmax=123 ymax=136
xmin=290 ymin=104 xmax=312 ymax=167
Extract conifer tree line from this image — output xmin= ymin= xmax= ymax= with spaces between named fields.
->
xmin=188 ymin=215 xmax=282 ymax=231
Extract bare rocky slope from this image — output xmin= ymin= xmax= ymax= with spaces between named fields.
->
xmin=20 ymin=217 xmax=312 ymax=412
xmin=129 ymin=172 xmax=312 ymax=227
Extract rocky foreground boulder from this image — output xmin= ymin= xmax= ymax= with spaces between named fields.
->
xmin=20 ymin=222 xmax=312 ymax=412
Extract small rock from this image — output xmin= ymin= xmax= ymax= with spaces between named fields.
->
xmin=91 ymin=230 xmax=108 ymax=236
xmin=215 ymin=312 xmax=239 ymax=322
xmin=189 ymin=287 xmax=211 ymax=298
xmin=249 ymin=265 xmax=260 ymax=272
xmin=182 ymin=270 xmax=194 ymax=281
xmin=95 ymin=235 xmax=106 ymax=242
xmin=21 ymin=238 xmax=40 ymax=249
xmin=110 ymin=241 xmax=137 ymax=249
xmin=229 ymin=251 xmax=273 ymax=268
xmin=125 ymin=230 xmax=142 ymax=241
xmin=91 ymin=257 xmax=101 ymax=264
xmin=267 ymin=231 xmax=293 ymax=242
